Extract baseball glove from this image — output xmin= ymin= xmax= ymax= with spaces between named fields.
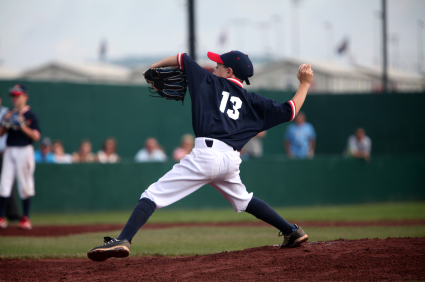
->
xmin=1 ymin=111 xmax=25 ymax=130
xmin=143 ymin=68 xmax=188 ymax=103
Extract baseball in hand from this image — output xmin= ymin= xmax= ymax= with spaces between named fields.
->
xmin=297 ymin=63 xmax=314 ymax=84
xmin=298 ymin=64 xmax=306 ymax=74
xmin=298 ymin=64 xmax=311 ymax=74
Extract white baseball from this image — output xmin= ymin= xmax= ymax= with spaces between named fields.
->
xmin=298 ymin=64 xmax=307 ymax=74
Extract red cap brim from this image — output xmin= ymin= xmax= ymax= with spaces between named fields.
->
xmin=207 ymin=52 xmax=224 ymax=64
xmin=9 ymin=91 xmax=24 ymax=96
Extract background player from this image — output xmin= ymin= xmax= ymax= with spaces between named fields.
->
xmin=87 ymin=51 xmax=313 ymax=261
xmin=0 ymin=93 xmax=21 ymax=222
xmin=0 ymin=84 xmax=41 ymax=229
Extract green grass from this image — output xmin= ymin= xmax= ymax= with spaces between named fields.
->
xmin=29 ymin=201 xmax=425 ymax=225
xmin=1 ymin=225 xmax=425 ymax=259
xmin=2 ymin=202 xmax=424 ymax=259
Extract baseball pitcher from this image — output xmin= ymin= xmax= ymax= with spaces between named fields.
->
xmin=87 ymin=51 xmax=314 ymax=261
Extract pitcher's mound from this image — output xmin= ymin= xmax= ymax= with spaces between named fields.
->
xmin=1 ymin=237 xmax=424 ymax=281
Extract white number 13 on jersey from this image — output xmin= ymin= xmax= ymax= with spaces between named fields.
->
xmin=219 ymin=91 xmax=242 ymax=120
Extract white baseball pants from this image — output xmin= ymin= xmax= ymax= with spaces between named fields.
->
xmin=0 ymin=145 xmax=35 ymax=199
xmin=141 ymin=138 xmax=253 ymax=212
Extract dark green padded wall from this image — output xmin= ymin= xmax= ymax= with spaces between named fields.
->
xmin=0 ymin=80 xmax=193 ymax=158
xmin=32 ymin=156 xmax=425 ymax=212
xmin=1 ymin=80 xmax=422 ymax=212
xmin=295 ymin=94 xmax=425 ymax=155
xmin=257 ymin=90 xmax=425 ymax=156
xmin=0 ymin=80 xmax=424 ymax=158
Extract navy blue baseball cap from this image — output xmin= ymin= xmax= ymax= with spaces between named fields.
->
xmin=9 ymin=84 xmax=29 ymax=96
xmin=208 ymin=50 xmax=254 ymax=85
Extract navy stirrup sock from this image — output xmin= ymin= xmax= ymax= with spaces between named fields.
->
xmin=245 ymin=197 xmax=295 ymax=235
xmin=22 ymin=198 xmax=31 ymax=217
xmin=0 ymin=197 xmax=7 ymax=217
xmin=117 ymin=198 xmax=156 ymax=241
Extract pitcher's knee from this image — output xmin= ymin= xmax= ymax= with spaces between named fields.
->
xmin=231 ymin=194 xmax=254 ymax=213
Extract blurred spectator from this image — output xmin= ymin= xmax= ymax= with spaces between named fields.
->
xmin=173 ymin=134 xmax=194 ymax=161
xmin=34 ymin=137 xmax=55 ymax=163
xmin=241 ymin=131 xmax=266 ymax=160
xmin=98 ymin=137 xmax=120 ymax=163
xmin=52 ymin=140 xmax=73 ymax=164
xmin=346 ymin=128 xmax=371 ymax=161
xmin=284 ymin=112 xmax=316 ymax=159
xmin=73 ymin=139 xmax=97 ymax=163
xmin=135 ymin=137 xmax=167 ymax=162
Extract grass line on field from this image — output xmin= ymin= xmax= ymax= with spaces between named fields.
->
xmin=28 ymin=202 xmax=425 ymax=225
xmin=1 ymin=226 xmax=425 ymax=259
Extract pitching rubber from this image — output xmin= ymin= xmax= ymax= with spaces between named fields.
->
xmin=87 ymin=246 xmax=130 ymax=262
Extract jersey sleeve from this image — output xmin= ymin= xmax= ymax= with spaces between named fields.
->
xmin=250 ymin=92 xmax=297 ymax=131
xmin=177 ymin=53 xmax=210 ymax=94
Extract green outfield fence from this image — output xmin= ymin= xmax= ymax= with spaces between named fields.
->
xmin=0 ymin=80 xmax=424 ymax=212
xmin=0 ymin=80 xmax=424 ymax=158
xmin=32 ymin=155 xmax=424 ymax=212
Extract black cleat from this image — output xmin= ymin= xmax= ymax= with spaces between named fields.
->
xmin=279 ymin=224 xmax=308 ymax=248
xmin=87 ymin=237 xmax=131 ymax=262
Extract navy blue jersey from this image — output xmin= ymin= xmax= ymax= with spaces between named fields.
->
xmin=6 ymin=106 xmax=41 ymax=147
xmin=177 ymin=53 xmax=296 ymax=151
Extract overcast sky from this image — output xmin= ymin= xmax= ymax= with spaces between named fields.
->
xmin=0 ymin=0 xmax=424 ymax=72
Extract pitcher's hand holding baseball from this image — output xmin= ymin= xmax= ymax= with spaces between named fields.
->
xmin=297 ymin=64 xmax=314 ymax=85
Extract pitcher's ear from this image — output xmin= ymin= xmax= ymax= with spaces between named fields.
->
xmin=227 ymin=67 xmax=234 ymax=77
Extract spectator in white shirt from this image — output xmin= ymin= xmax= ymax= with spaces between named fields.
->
xmin=98 ymin=137 xmax=120 ymax=163
xmin=52 ymin=140 xmax=73 ymax=164
xmin=346 ymin=128 xmax=372 ymax=161
xmin=135 ymin=137 xmax=167 ymax=162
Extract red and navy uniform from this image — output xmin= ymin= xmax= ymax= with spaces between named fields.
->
xmin=177 ymin=53 xmax=296 ymax=151
xmin=6 ymin=106 xmax=41 ymax=147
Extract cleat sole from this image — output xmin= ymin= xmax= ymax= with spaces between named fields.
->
xmin=87 ymin=246 xmax=130 ymax=262
xmin=290 ymin=234 xmax=309 ymax=248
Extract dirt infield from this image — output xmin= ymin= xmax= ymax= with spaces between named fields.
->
xmin=1 ymin=219 xmax=424 ymax=237
xmin=1 ymin=237 xmax=424 ymax=281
